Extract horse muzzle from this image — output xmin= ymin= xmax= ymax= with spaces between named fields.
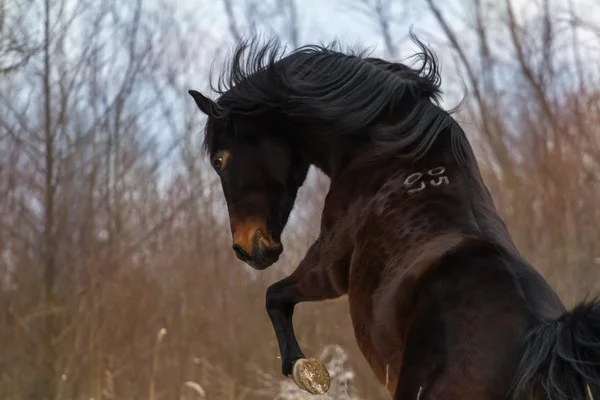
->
xmin=232 ymin=228 xmax=283 ymax=270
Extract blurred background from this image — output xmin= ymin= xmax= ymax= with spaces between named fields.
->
xmin=1 ymin=0 xmax=600 ymax=398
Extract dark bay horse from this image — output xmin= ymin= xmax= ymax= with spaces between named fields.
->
xmin=188 ymin=36 xmax=600 ymax=399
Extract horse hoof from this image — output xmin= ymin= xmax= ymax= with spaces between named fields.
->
xmin=291 ymin=358 xmax=331 ymax=395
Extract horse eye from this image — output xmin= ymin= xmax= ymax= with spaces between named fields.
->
xmin=213 ymin=156 xmax=224 ymax=170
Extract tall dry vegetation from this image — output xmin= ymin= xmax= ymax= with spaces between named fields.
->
xmin=423 ymin=0 xmax=600 ymax=304
xmin=0 ymin=0 xmax=599 ymax=399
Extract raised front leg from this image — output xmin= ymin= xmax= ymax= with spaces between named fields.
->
xmin=265 ymin=237 xmax=348 ymax=394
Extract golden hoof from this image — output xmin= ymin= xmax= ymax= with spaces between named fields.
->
xmin=291 ymin=358 xmax=331 ymax=395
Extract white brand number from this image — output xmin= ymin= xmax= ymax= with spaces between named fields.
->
xmin=404 ymin=167 xmax=450 ymax=194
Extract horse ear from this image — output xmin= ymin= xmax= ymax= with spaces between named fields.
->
xmin=188 ymin=89 xmax=216 ymax=116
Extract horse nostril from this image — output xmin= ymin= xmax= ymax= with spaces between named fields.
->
xmin=232 ymin=244 xmax=250 ymax=262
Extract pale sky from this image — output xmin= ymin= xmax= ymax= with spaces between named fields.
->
xmin=176 ymin=0 xmax=599 ymax=114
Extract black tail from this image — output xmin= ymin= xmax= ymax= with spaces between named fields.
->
xmin=511 ymin=298 xmax=600 ymax=400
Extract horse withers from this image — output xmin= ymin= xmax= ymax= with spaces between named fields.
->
xmin=188 ymin=36 xmax=600 ymax=400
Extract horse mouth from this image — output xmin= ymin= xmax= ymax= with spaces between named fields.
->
xmin=250 ymin=234 xmax=283 ymax=270
xmin=233 ymin=230 xmax=283 ymax=270
xmin=248 ymin=257 xmax=277 ymax=270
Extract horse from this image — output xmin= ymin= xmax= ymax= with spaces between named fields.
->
xmin=188 ymin=35 xmax=600 ymax=400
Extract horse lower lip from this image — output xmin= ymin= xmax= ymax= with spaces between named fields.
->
xmin=246 ymin=233 xmax=282 ymax=269
xmin=259 ymin=252 xmax=278 ymax=263
xmin=249 ymin=259 xmax=273 ymax=270
xmin=250 ymin=249 xmax=281 ymax=269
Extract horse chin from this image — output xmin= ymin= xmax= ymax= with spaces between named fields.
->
xmin=248 ymin=241 xmax=283 ymax=270
xmin=247 ymin=259 xmax=274 ymax=271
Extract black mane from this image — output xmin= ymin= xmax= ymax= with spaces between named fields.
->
xmin=203 ymin=33 xmax=472 ymax=166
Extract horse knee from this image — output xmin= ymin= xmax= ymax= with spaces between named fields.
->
xmin=266 ymin=282 xmax=285 ymax=310
xmin=266 ymin=281 xmax=297 ymax=312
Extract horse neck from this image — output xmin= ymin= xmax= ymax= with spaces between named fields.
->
xmin=293 ymin=127 xmax=369 ymax=178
